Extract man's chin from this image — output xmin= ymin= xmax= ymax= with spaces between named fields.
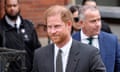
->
xmin=52 ymin=39 xmax=60 ymax=44
xmin=94 ymin=32 xmax=100 ymax=35
xmin=52 ymin=40 xmax=58 ymax=43
xmin=6 ymin=13 xmax=19 ymax=20
xmin=8 ymin=15 xmax=18 ymax=20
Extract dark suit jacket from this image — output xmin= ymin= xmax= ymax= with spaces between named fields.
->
xmin=72 ymin=31 xmax=120 ymax=72
xmin=32 ymin=40 xmax=106 ymax=72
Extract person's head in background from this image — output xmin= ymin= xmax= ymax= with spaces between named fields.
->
xmin=79 ymin=6 xmax=101 ymax=37
xmin=69 ymin=5 xmax=81 ymax=34
xmin=82 ymin=0 xmax=97 ymax=7
xmin=4 ymin=0 xmax=20 ymax=21
xmin=82 ymin=0 xmax=113 ymax=34
xmin=44 ymin=5 xmax=73 ymax=48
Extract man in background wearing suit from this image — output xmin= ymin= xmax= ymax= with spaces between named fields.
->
xmin=32 ymin=5 xmax=106 ymax=72
xmin=72 ymin=6 xmax=120 ymax=72
xmin=82 ymin=0 xmax=112 ymax=33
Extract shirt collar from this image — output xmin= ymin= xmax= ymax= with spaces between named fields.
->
xmin=54 ymin=37 xmax=72 ymax=56
xmin=81 ymin=30 xmax=98 ymax=40
xmin=5 ymin=15 xmax=21 ymax=28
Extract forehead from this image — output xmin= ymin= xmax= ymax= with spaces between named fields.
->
xmin=47 ymin=14 xmax=63 ymax=24
xmin=85 ymin=9 xmax=100 ymax=19
xmin=85 ymin=1 xmax=96 ymax=6
xmin=6 ymin=0 xmax=18 ymax=5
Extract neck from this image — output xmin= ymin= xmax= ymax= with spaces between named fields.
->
xmin=82 ymin=29 xmax=93 ymax=37
xmin=5 ymin=15 xmax=19 ymax=22
xmin=56 ymin=36 xmax=71 ymax=48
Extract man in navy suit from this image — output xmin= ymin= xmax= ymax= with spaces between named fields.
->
xmin=82 ymin=0 xmax=112 ymax=34
xmin=32 ymin=5 xmax=106 ymax=72
xmin=72 ymin=6 xmax=120 ymax=72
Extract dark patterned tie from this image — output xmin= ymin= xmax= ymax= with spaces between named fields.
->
xmin=87 ymin=37 xmax=93 ymax=45
xmin=56 ymin=49 xmax=63 ymax=72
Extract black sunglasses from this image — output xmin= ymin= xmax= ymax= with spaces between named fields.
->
xmin=74 ymin=17 xmax=79 ymax=23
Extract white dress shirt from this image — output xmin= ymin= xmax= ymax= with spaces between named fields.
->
xmin=5 ymin=16 xmax=21 ymax=29
xmin=54 ymin=38 xmax=72 ymax=72
xmin=81 ymin=30 xmax=99 ymax=49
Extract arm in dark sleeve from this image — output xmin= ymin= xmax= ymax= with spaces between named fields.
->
xmin=0 ymin=34 xmax=3 ymax=47
xmin=32 ymin=28 xmax=41 ymax=49
xmin=26 ymin=20 xmax=42 ymax=49
xmin=90 ymin=48 xmax=106 ymax=72
xmin=31 ymin=49 xmax=40 ymax=72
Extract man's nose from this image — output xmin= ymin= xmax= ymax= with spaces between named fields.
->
xmin=95 ymin=20 xmax=101 ymax=26
xmin=50 ymin=27 xmax=57 ymax=33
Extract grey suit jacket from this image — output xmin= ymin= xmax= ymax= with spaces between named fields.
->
xmin=32 ymin=40 xmax=106 ymax=72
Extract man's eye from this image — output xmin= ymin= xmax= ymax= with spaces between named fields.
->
xmin=55 ymin=25 xmax=62 ymax=28
xmin=90 ymin=20 xmax=96 ymax=23
xmin=47 ymin=26 xmax=51 ymax=29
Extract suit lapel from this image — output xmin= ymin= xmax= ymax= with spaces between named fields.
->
xmin=66 ymin=40 xmax=80 ymax=72
xmin=79 ymin=31 xmax=106 ymax=61
xmin=46 ymin=44 xmax=54 ymax=72
xmin=98 ymin=32 xmax=106 ymax=62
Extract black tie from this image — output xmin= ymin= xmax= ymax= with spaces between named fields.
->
xmin=14 ymin=24 xmax=19 ymax=33
xmin=56 ymin=49 xmax=63 ymax=72
xmin=14 ymin=24 xmax=17 ymax=29
xmin=87 ymin=37 xmax=93 ymax=45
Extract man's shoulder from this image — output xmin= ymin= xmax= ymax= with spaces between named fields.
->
xmin=72 ymin=40 xmax=99 ymax=59
xmin=23 ymin=19 xmax=32 ymax=23
xmin=72 ymin=31 xmax=80 ymax=40
xmin=0 ymin=17 xmax=6 ymax=24
xmin=22 ymin=19 xmax=33 ymax=25
xmin=22 ymin=19 xmax=35 ymax=30
xmin=100 ymin=31 xmax=117 ymax=39
xmin=99 ymin=31 xmax=118 ymax=44
xmin=72 ymin=31 xmax=80 ymax=36
xmin=35 ymin=44 xmax=53 ymax=55
xmin=0 ymin=17 xmax=6 ymax=30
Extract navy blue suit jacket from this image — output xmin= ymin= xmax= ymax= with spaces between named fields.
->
xmin=72 ymin=31 xmax=120 ymax=72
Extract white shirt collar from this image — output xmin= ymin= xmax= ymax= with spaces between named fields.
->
xmin=54 ymin=37 xmax=72 ymax=56
xmin=81 ymin=30 xmax=98 ymax=40
xmin=5 ymin=15 xmax=21 ymax=28
xmin=81 ymin=30 xmax=99 ymax=49
xmin=54 ymin=37 xmax=72 ymax=72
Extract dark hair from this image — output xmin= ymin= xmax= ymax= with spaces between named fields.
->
xmin=82 ymin=0 xmax=96 ymax=5
xmin=4 ymin=0 xmax=20 ymax=5
xmin=69 ymin=5 xmax=80 ymax=14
